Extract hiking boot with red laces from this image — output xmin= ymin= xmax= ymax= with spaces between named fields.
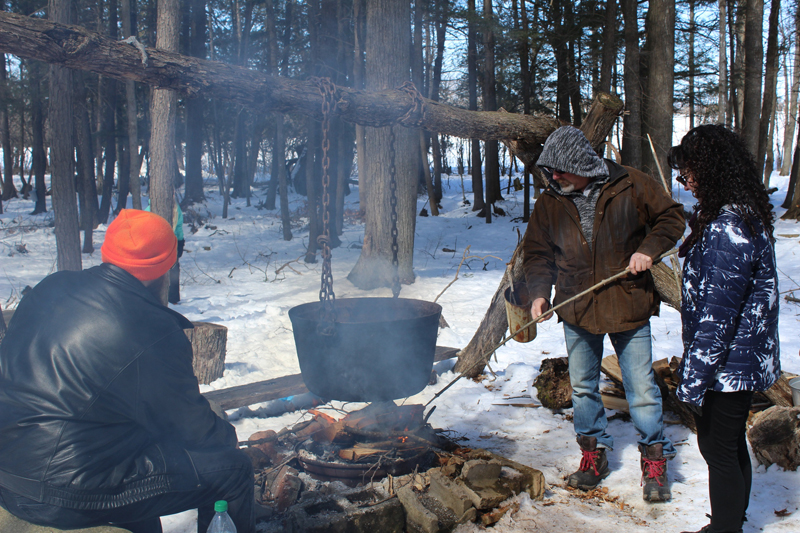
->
xmin=640 ymin=443 xmax=671 ymax=502
xmin=567 ymin=436 xmax=610 ymax=490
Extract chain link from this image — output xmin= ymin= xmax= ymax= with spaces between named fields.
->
xmin=315 ymin=77 xmax=337 ymax=323
xmin=389 ymin=126 xmax=400 ymax=298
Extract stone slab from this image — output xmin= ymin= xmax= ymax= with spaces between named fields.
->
xmin=396 ymin=484 xmax=439 ymax=533
xmin=427 ymin=469 xmax=474 ymax=516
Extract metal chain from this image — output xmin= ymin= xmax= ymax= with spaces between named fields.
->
xmin=389 ymin=126 xmax=401 ymax=298
xmin=315 ymin=78 xmax=337 ymax=322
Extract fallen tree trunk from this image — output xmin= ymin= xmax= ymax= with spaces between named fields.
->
xmin=453 ymin=95 xmax=624 ymax=378
xmin=0 ymin=11 xmax=559 ymax=153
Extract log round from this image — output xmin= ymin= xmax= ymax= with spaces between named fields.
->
xmin=185 ymin=322 xmax=228 ymax=385
xmin=747 ymin=405 xmax=800 ymax=471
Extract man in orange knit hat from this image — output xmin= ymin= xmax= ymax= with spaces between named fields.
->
xmin=0 ymin=209 xmax=254 ymax=533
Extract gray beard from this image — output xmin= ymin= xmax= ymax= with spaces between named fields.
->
xmin=557 ymin=180 xmax=576 ymax=193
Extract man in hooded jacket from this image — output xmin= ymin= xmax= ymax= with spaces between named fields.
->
xmin=522 ymin=126 xmax=685 ymax=501
xmin=0 ymin=209 xmax=254 ymax=533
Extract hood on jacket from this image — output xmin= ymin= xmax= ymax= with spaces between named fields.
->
xmin=537 ymin=126 xmax=609 ymax=182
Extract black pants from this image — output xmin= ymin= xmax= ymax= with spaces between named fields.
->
xmin=694 ymin=389 xmax=754 ymax=533
xmin=0 ymin=446 xmax=254 ymax=533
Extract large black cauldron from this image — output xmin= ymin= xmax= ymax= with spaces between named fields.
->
xmin=289 ymin=298 xmax=442 ymax=402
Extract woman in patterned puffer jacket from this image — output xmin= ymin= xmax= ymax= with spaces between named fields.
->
xmin=668 ymin=125 xmax=780 ymax=533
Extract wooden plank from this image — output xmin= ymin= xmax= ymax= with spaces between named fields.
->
xmin=203 ymin=346 xmax=461 ymax=410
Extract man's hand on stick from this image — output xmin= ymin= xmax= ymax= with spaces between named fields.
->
xmin=531 ymin=297 xmax=553 ymax=321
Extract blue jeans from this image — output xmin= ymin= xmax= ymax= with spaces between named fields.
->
xmin=564 ymin=321 xmax=675 ymax=457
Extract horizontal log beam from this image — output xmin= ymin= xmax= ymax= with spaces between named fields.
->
xmin=0 ymin=11 xmax=561 ymax=144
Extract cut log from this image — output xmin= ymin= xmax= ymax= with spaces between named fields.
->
xmin=762 ymin=372 xmax=799 ymax=407
xmin=532 ymin=357 xmax=572 ymax=409
xmin=747 ymin=406 xmax=800 ymax=471
xmin=454 ymin=97 xmax=624 ymax=378
xmin=185 ymin=322 xmax=227 ymax=385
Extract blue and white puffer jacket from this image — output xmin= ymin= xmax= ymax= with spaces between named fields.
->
xmin=676 ymin=207 xmax=780 ymax=406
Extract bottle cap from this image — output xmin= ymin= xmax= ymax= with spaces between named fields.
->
xmin=214 ymin=500 xmax=228 ymax=513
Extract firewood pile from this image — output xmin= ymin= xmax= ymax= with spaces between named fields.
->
xmin=533 ymin=354 xmax=797 ymax=440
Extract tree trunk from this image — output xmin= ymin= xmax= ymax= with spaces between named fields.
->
xmin=758 ymin=0 xmax=780 ymax=179
xmin=304 ymin=120 xmax=321 ymax=263
xmin=781 ymin=4 xmax=800 ymax=176
xmin=74 ymin=72 xmax=98 ymax=253
xmin=483 ymin=0 xmax=500 ymax=209
xmin=348 ymin=0 xmax=416 ymax=290
xmin=718 ymin=0 xmax=727 ymax=124
xmin=640 ymin=0 xmax=675 ymax=180
xmin=48 ymin=0 xmax=81 ymax=271
xmin=598 ymin=0 xmax=616 ymax=95
xmin=454 ymin=94 xmax=624 ymax=378
xmin=0 ymin=53 xmax=16 ymax=201
xmin=184 ymin=0 xmax=206 ymax=204
xmin=353 ymin=0 xmax=367 ymax=212
xmin=621 ymin=0 xmax=642 ymax=168
xmin=121 ymin=0 xmax=142 ymax=210
xmin=276 ymin=115 xmax=292 ymax=241
xmin=764 ymin=96 xmax=777 ymax=183
xmin=149 ymin=0 xmax=180 ymax=304
xmin=741 ymin=0 xmax=764 ymax=158
xmin=97 ymin=75 xmax=118 ymax=222
xmin=467 ymin=0 xmax=484 ymax=212
xmin=782 ymin=121 xmax=800 ymax=217
xmin=29 ymin=59 xmax=47 ymax=214
xmin=551 ymin=0 xmax=572 ymax=123
xmin=688 ymin=0 xmax=695 ymax=128
xmin=731 ymin=1 xmax=746 ymax=130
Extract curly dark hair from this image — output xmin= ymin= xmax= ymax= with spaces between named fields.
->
xmin=667 ymin=124 xmax=775 ymax=250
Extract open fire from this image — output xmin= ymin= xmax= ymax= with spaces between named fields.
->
xmin=244 ymin=401 xmax=545 ymax=532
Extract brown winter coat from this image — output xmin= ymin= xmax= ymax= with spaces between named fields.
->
xmin=522 ymin=160 xmax=685 ymax=334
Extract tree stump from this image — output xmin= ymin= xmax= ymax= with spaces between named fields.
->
xmin=184 ymin=322 xmax=227 ymax=385
xmin=533 ymin=357 xmax=572 ymax=409
xmin=747 ymin=406 xmax=800 ymax=471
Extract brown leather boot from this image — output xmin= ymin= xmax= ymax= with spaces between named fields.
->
xmin=640 ymin=443 xmax=671 ymax=502
xmin=567 ymin=436 xmax=610 ymax=490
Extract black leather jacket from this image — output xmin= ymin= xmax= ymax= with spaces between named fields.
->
xmin=0 ymin=264 xmax=236 ymax=509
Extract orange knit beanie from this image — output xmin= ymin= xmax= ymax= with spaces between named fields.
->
xmin=101 ymin=209 xmax=178 ymax=281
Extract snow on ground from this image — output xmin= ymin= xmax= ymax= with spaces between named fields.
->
xmin=1 ymin=169 xmax=799 ymax=533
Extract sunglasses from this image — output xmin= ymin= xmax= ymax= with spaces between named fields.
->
xmin=543 ymin=166 xmax=567 ymax=175
xmin=676 ymin=172 xmax=689 ymax=186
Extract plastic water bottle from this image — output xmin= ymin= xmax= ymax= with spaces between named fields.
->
xmin=207 ymin=500 xmax=237 ymax=533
